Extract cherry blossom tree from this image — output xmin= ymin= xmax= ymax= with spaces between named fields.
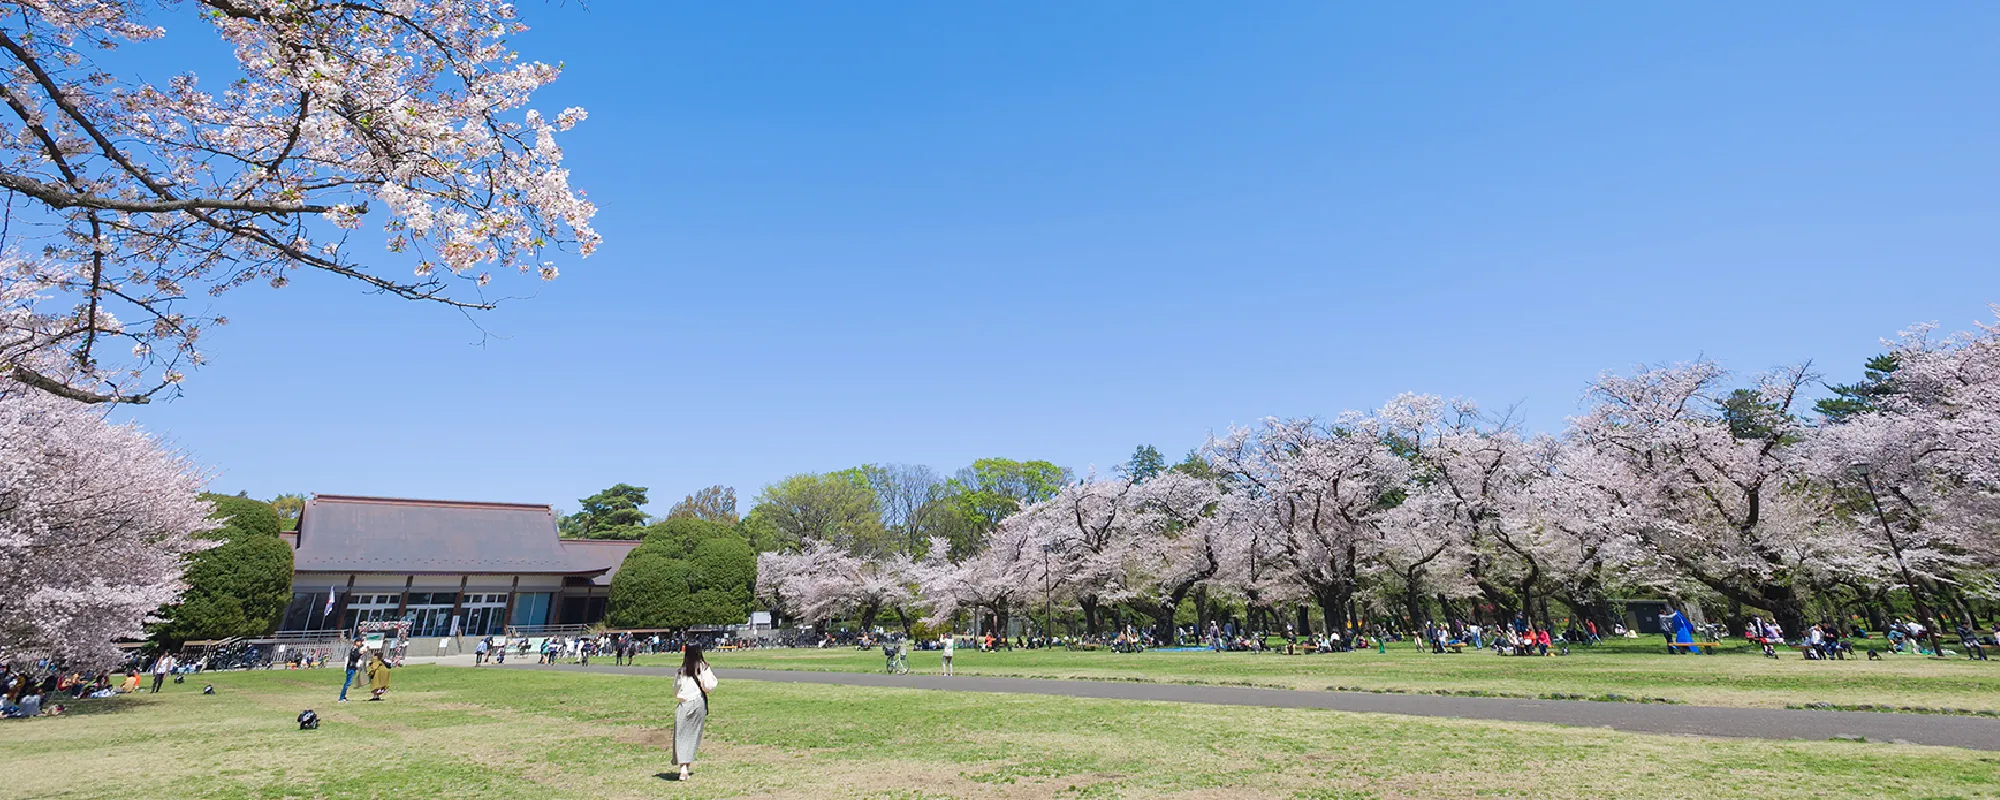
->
xmin=1567 ymin=362 xmax=1849 ymax=635
xmin=1508 ymin=440 xmax=1662 ymax=630
xmin=1125 ymin=470 xmax=1251 ymax=640
xmin=0 ymin=389 xmax=216 ymax=665
xmin=0 ymin=0 xmax=597 ymax=403
xmin=1796 ymin=315 xmax=2000 ymax=629
xmin=1208 ymin=410 xmax=1407 ymax=634
xmin=917 ymin=520 xmax=1038 ymax=636
xmin=794 ymin=542 xmax=923 ymax=633
xmin=752 ymin=548 xmax=810 ymax=630
xmin=1023 ymin=475 xmax=1145 ymax=635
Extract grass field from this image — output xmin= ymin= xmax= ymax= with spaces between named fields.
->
xmin=634 ymin=637 xmax=2000 ymax=711
xmin=5 ymin=665 xmax=2000 ymax=800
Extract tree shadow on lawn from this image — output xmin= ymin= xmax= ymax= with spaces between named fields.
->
xmin=11 ymin=692 xmax=166 ymax=720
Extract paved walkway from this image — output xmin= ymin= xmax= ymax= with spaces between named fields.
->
xmin=492 ymin=662 xmax=2000 ymax=751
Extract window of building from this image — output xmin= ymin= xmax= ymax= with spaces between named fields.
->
xmin=510 ymin=593 xmax=551 ymax=628
xmin=345 ymin=592 xmax=404 ymax=626
xmin=463 ymin=593 xmax=508 ymax=636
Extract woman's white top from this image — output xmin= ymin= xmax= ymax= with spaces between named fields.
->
xmin=676 ymin=666 xmax=718 ymax=703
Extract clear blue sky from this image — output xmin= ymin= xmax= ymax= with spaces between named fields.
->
xmin=125 ymin=4 xmax=2000 ymax=514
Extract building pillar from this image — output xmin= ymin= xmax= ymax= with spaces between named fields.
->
xmin=334 ymin=575 xmax=357 ymax=633
xmin=451 ymin=575 xmax=468 ymax=636
xmin=395 ymin=576 xmax=412 ymax=619
xmin=501 ymin=576 xmax=520 ymax=632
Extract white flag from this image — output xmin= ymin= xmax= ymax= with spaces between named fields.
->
xmin=322 ymin=586 xmax=337 ymax=616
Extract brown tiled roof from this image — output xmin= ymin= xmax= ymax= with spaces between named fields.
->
xmin=295 ymin=494 xmax=608 ymax=575
xmin=559 ymin=538 xmax=645 ymax=586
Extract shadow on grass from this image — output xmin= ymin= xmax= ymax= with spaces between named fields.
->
xmin=11 ymin=693 xmax=168 ymax=720
xmin=653 ymin=772 xmax=685 ymax=782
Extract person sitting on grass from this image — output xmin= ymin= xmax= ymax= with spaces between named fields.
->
xmin=2 ymin=690 xmax=41 ymax=718
xmin=1958 ymin=623 xmax=1989 ymax=661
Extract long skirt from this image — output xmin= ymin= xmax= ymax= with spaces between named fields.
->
xmin=674 ymin=698 xmax=708 ymax=763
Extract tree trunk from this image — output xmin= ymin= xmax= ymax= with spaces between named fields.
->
xmin=1404 ymin=572 xmax=1426 ymax=630
xmin=1766 ymin=589 xmax=1806 ymax=639
xmin=1517 ymin=580 xmax=1537 ymax=629
xmin=1193 ymin=586 xmax=1210 ymax=635
xmin=1080 ymin=597 xmax=1101 ymax=636
xmin=1153 ymin=603 xmax=1177 ymax=645
xmin=1863 ymin=590 xmax=1888 ymax=635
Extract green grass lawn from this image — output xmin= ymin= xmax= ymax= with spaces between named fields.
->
xmin=637 ymin=637 xmax=2000 ymax=711
xmin=6 ymin=665 xmax=1999 ymax=799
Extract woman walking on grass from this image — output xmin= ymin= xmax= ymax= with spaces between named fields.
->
xmin=365 ymin=649 xmax=393 ymax=700
xmin=674 ymin=644 xmax=719 ymax=781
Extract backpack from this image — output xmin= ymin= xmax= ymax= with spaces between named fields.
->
xmin=297 ymin=709 xmax=319 ymax=730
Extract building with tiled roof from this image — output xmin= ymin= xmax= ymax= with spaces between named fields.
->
xmin=275 ymin=494 xmax=643 ymax=636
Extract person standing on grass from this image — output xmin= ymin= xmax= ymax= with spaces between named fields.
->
xmin=673 ymin=644 xmax=719 ymax=781
xmin=941 ymin=632 xmax=956 ymax=676
xmin=339 ymin=638 xmax=365 ymax=702
xmin=149 ymin=652 xmax=174 ymax=693
xmin=365 ymin=648 xmax=393 ymax=700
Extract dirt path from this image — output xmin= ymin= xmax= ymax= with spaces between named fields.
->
xmin=491 ymin=662 xmax=2000 ymax=751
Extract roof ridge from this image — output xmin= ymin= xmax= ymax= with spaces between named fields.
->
xmin=310 ymin=494 xmax=553 ymax=512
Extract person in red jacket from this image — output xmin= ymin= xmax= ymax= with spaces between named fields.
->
xmin=1534 ymin=628 xmax=1552 ymax=656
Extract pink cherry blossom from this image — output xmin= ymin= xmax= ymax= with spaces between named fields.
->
xmin=0 ymin=0 xmax=597 ymax=403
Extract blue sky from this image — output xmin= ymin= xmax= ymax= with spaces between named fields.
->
xmin=124 ymin=3 xmax=2000 ymax=514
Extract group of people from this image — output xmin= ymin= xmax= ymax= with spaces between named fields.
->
xmin=0 ymin=665 xmax=119 ymax=718
xmin=527 ymin=632 xmax=715 ymax=666
xmin=1744 ymin=616 xmax=1998 ymax=660
xmin=0 ymin=648 xmax=214 ymax=719
xmin=336 ymin=638 xmax=396 ymax=702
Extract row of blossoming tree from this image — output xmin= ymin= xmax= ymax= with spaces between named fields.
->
xmin=761 ymin=314 xmax=2000 ymax=642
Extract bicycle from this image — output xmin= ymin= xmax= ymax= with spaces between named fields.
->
xmin=881 ymin=642 xmax=910 ymax=675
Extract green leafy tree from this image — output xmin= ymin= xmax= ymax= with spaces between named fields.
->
xmin=1816 ymin=354 xmax=1902 ymax=423
xmin=666 ymin=485 xmax=740 ymax=525
xmin=1721 ymin=388 xmax=1798 ymax=442
xmin=735 ymin=512 xmax=785 ymax=554
xmin=605 ymin=517 xmax=756 ymax=628
xmin=151 ymin=496 xmax=293 ymax=646
xmin=560 ymin=483 xmax=651 ymax=539
xmin=1119 ymin=445 xmax=1167 ymax=482
xmin=268 ymin=493 xmax=306 ymax=531
xmin=1170 ymin=449 xmax=1216 ymax=481
xmin=749 ymin=471 xmax=887 ymax=553
xmin=940 ymin=458 xmax=1071 ymax=555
